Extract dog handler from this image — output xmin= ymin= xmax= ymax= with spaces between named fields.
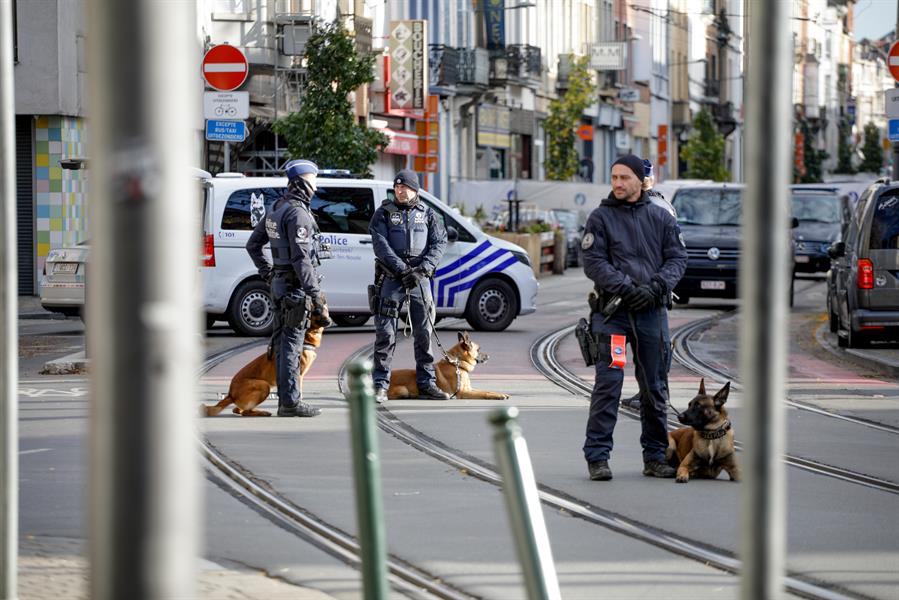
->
xmin=246 ymin=159 xmax=332 ymax=417
xmin=369 ymin=170 xmax=450 ymax=404
xmin=582 ymin=154 xmax=687 ymax=480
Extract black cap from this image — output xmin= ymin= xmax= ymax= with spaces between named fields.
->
xmin=612 ymin=154 xmax=646 ymax=182
xmin=393 ymin=169 xmax=420 ymax=192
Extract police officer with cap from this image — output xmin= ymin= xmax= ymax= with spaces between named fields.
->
xmin=246 ymin=159 xmax=331 ymax=417
xmin=369 ymin=169 xmax=449 ymax=404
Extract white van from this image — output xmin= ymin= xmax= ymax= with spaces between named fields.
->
xmin=201 ymin=174 xmax=539 ymax=336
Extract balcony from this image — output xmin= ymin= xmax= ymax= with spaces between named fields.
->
xmin=457 ymin=48 xmax=489 ymax=89
xmin=429 ymin=45 xmax=460 ymax=92
xmin=490 ymin=45 xmax=542 ymax=87
xmin=704 ymin=79 xmax=720 ymax=99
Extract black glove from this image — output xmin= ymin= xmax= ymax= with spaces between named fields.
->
xmin=649 ymin=278 xmax=667 ymax=305
xmin=401 ymin=268 xmax=426 ymax=290
xmin=624 ymin=285 xmax=655 ymax=312
xmin=261 ymin=269 xmax=275 ymax=285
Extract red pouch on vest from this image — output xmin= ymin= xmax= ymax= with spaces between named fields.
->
xmin=609 ymin=334 xmax=627 ymax=369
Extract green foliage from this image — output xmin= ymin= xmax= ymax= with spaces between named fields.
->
xmin=523 ymin=222 xmax=552 ymax=234
xmin=835 ymin=116 xmax=856 ymax=174
xmin=794 ymin=118 xmax=828 ymax=183
xmin=473 ymin=205 xmax=487 ymax=224
xmin=859 ymin=122 xmax=884 ymax=173
xmin=681 ymin=108 xmax=730 ymax=182
xmin=273 ymin=21 xmax=388 ymax=177
xmin=544 ymin=55 xmax=595 ymax=181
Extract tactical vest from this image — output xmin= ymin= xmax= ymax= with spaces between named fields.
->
xmin=267 ymin=198 xmax=295 ymax=267
xmin=383 ymin=201 xmax=430 ymax=260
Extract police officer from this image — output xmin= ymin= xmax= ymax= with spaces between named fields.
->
xmin=246 ymin=159 xmax=331 ymax=417
xmin=369 ymin=170 xmax=449 ymax=404
xmin=582 ymin=154 xmax=687 ymax=480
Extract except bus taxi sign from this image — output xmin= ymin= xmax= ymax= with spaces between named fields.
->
xmin=202 ymin=44 xmax=249 ymax=91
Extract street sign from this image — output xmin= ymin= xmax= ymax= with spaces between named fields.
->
xmin=590 ymin=43 xmax=626 ymax=70
xmin=886 ymin=89 xmax=899 ymax=119
xmin=202 ymin=44 xmax=248 ymax=91
xmin=888 ymin=41 xmax=899 ymax=82
xmin=205 ymin=119 xmax=247 ymax=142
xmin=619 ymin=88 xmax=639 ymax=102
xmin=204 ymin=91 xmax=249 ymax=120
xmin=888 ymin=119 xmax=899 ymax=143
xmin=387 ymin=20 xmax=428 ymax=112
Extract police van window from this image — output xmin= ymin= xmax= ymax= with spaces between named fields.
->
xmin=385 ymin=190 xmax=477 ymax=243
xmin=869 ymin=192 xmax=899 ymax=250
xmin=311 ymin=187 xmax=375 ymax=234
xmin=221 ymin=188 xmax=283 ymax=230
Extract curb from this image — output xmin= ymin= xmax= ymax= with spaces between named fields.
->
xmin=40 ymin=351 xmax=89 ymax=375
xmin=20 ymin=312 xmax=68 ymax=321
xmin=814 ymin=322 xmax=899 ymax=379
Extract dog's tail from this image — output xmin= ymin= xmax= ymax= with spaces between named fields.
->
xmin=201 ymin=395 xmax=234 ymax=417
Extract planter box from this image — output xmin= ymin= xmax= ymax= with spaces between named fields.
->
xmin=492 ymin=231 xmax=562 ymax=277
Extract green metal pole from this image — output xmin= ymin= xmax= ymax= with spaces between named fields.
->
xmin=346 ymin=359 xmax=389 ymax=600
xmin=489 ymin=407 xmax=561 ymax=600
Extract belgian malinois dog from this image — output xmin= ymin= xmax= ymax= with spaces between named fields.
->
xmin=202 ymin=323 xmax=325 ymax=417
xmin=387 ymin=331 xmax=510 ymax=400
xmin=666 ymin=379 xmax=739 ymax=483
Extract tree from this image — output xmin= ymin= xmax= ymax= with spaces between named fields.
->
xmin=273 ymin=21 xmax=388 ymax=177
xmin=794 ymin=118 xmax=827 ymax=183
xmin=544 ymin=55 xmax=595 ymax=181
xmin=859 ymin=122 xmax=884 ymax=174
xmin=835 ymin=116 xmax=856 ymax=174
xmin=681 ymin=108 xmax=730 ymax=181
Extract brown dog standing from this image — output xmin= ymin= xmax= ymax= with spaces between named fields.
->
xmin=387 ymin=332 xmax=510 ymax=400
xmin=666 ymin=379 xmax=739 ymax=483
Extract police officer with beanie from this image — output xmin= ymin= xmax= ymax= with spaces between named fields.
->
xmin=246 ymin=159 xmax=332 ymax=417
xmin=369 ymin=169 xmax=449 ymax=404
xmin=582 ymin=154 xmax=687 ymax=480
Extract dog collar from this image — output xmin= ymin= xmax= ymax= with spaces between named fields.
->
xmin=699 ymin=420 xmax=731 ymax=440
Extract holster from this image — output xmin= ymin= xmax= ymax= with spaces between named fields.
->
xmin=380 ymin=298 xmax=401 ymax=319
xmin=575 ymin=317 xmax=600 ymax=367
xmin=367 ymin=284 xmax=380 ymax=314
xmin=281 ymin=290 xmax=308 ymax=328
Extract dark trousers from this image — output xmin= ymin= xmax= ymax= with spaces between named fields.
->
xmin=372 ymin=278 xmax=436 ymax=390
xmin=583 ymin=307 xmax=672 ymax=464
xmin=271 ymin=277 xmax=304 ymax=409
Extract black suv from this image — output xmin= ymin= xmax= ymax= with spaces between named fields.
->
xmin=827 ymin=180 xmax=899 ymax=347
xmin=670 ymin=184 xmax=744 ymax=303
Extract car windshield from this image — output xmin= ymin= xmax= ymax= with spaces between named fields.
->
xmin=791 ymin=193 xmax=840 ymax=223
xmin=672 ymin=189 xmax=742 ymax=226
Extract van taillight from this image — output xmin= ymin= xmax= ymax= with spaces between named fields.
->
xmin=857 ymin=259 xmax=873 ymax=289
xmin=202 ymin=234 xmax=215 ymax=267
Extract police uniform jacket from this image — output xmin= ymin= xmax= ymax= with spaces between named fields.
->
xmin=246 ymin=190 xmax=321 ymax=298
xmin=369 ymin=199 xmax=447 ymax=277
xmin=582 ymin=191 xmax=687 ymax=297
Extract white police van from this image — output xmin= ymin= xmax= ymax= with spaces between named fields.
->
xmin=201 ymin=174 xmax=539 ymax=336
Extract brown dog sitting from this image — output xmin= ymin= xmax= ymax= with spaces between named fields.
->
xmin=666 ymin=379 xmax=739 ymax=483
xmin=387 ymin=331 xmax=510 ymax=400
xmin=202 ymin=314 xmax=327 ymax=417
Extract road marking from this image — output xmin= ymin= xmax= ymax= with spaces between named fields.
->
xmin=19 ymin=448 xmax=51 ymax=456
xmin=18 ymin=387 xmax=89 ymax=398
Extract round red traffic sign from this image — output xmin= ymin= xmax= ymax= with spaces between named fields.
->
xmin=889 ymin=41 xmax=899 ymax=83
xmin=202 ymin=44 xmax=248 ymax=91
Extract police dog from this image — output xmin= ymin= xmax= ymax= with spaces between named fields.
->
xmin=202 ymin=321 xmax=325 ymax=417
xmin=666 ymin=379 xmax=739 ymax=483
xmin=387 ymin=331 xmax=510 ymax=400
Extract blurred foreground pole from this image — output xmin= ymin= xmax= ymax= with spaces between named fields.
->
xmin=87 ymin=0 xmax=201 ymax=598
xmin=0 ymin=1 xmax=18 ymax=597
xmin=490 ymin=407 xmax=560 ymax=600
xmin=346 ymin=360 xmax=389 ymax=600
xmin=739 ymin=0 xmax=792 ymax=598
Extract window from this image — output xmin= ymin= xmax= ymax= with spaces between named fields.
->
xmin=869 ymin=192 xmax=899 ymax=250
xmin=791 ymin=194 xmax=841 ymax=224
xmin=221 ymin=186 xmax=374 ymax=233
xmin=673 ymin=189 xmax=743 ymax=226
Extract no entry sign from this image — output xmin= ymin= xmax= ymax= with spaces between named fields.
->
xmin=202 ymin=44 xmax=248 ymax=91
xmin=889 ymin=41 xmax=899 ymax=83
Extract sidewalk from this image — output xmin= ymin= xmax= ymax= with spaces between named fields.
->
xmin=20 ymin=535 xmax=336 ymax=600
xmin=18 ymin=295 xmax=66 ymax=320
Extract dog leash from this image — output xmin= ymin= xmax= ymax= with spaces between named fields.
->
xmin=626 ymin=310 xmax=684 ymax=420
xmin=418 ymin=279 xmax=462 ymax=399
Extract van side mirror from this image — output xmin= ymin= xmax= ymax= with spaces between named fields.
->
xmin=791 ymin=217 xmax=800 ymax=229
xmin=827 ymin=241 xmax=846 ymax=259
xmin=447 ymin=226 xmax=459 ymax=243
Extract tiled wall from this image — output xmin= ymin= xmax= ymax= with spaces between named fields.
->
xmin=34 ymin=115 xmax=88 ymax=278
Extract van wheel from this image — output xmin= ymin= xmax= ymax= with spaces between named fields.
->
xmin=228 ymin=280 xmax=275 ymax=337
xmin=465 ymin=278 xmax=518 ymax=332
xmin=333 ymin=314 xmax=370 ymax=327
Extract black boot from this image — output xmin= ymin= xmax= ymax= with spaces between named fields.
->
xmin=642 ymin=460 xmax=675 ymax=478
xmin=277 ymin=402 xmax=322 ymax=417
xmin=419 ymin=384 xmax=450 ymax=400
xmin=588 ymin=460 xmax=613 ymax=481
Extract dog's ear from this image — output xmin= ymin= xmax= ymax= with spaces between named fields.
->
xmin=698 ymin=378 xmax=706 ymax=396
xmin=463 ymin=331 xmax=471 ymax=342
xmin=457 ymin=332 xmax=465 ymax=343
xmin=713 ymin=381 xmax=731 ymax=408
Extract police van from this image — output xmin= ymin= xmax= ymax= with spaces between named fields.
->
xmin=201 ymin=174 xmax=539 ymax=336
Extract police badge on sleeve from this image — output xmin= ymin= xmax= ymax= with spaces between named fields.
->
xmin=581 ymin=232 xmax=594 ymax=250
xmin=295 ymin=226 xmax=309 ymax=244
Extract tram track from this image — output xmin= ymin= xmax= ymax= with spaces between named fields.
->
xmin=530 ymin=320 xmax=899 ymax=496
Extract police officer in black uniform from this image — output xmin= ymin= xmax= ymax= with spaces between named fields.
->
xmin=246 ymin=159 xmax=331 ymax=417
xmin=369 ymin=170 xmax=449 ymax=404
xmin=581 ymin=154 xmax=687 ymax=481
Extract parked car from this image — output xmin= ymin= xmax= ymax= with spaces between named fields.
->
xmin=826 ymin=179 xmax=899 ymax=347
xmin=550 ymin=208 xmax=586 ymax=267
xmin=39 ymin=240 xmax=89 ymax=318
xmin=791 ymin=185 xmax=843 ymax=274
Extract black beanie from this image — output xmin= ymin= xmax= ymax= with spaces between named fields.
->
xmin=612 ymin=154 xmax=646 ymax=182
xmin=393 ymin=169 xmax=420 ymax=192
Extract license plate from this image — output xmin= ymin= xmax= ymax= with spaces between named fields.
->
xmin=53 ymin=263 xmax=78 ymax=274
xmin=794 ymin=255 xmax=810 ymax=263
xmin=700 ymin=280 xmax=726 ymax=290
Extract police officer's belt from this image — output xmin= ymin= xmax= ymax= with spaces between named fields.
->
xmin=271 ymin=247 xmax=291 ymax=260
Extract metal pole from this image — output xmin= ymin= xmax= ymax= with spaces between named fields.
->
xmin=346 ymin=360 xmax=389 ymax=600
xmin=738 ymin=0 xmax=791 ymax=598
xmin=224 ymin=141 xmax=230 ymax=172
xmin=893 ymin=20 xmax=898 ymax=181
xmin=87 ymin=0 xmax=201 ymax=597
xmin=0 ymin=1 xmax=19 ymax=597
xmin=489 ymin=407 xmax=561 ymax=600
